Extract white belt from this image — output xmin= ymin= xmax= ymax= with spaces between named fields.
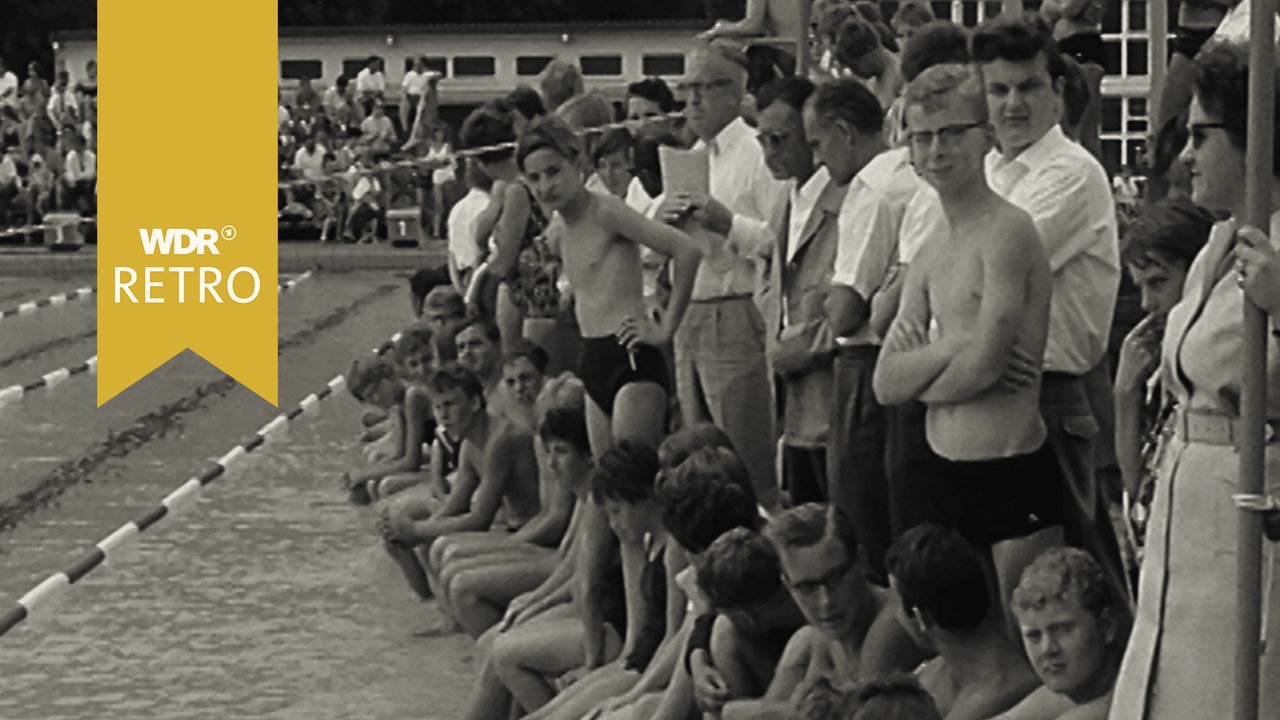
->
xmin=1177 ymin=410 xmax=1280 ymax=446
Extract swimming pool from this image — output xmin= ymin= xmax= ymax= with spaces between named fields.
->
xmin=0 ymin=272 xmax=476 ymax=719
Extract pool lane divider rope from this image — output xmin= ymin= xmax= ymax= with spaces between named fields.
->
xmin=0 ymin=329 xmax=404 ymax=638
xmin=0 ymin=356 xmax=97 ymax=408
xmin=0 ymin=273 xmax=313 ymax=408
xmin=0 ymin=287 xmax=94 ymax=324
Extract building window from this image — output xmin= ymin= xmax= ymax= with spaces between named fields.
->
xmin=580 ymin=55 xmax=623 ymax=76
xmin=517 ymin=56 xmax=554 ymax=76
xmin=281 ymin=60 xmax=323 ymax=81
xmin=454 ymin=56 xmax=496 ymax=77
xmin=343 ymin=57 xmax=382 ymax=79
xmin=404 ymin=56 xmax=449 ymax=76
xmin=642 ymin=54 xmax=685 ymax=76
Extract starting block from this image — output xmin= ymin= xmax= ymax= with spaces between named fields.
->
xmin=44 ymin=213 xmax=85 ymax=252
xmin=387 ymin=208 xmax=422 ymax=248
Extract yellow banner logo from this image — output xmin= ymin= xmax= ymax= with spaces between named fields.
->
xmin=98 ymin=1 xmax=277 ymax=406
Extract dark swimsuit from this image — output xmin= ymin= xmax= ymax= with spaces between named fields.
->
xmin=577 ymin=337 xmax=671 ymax=416
xmin=624 ymin=540 xmax=668 ymax=672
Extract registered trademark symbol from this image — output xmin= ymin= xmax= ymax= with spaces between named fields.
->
xmin=221 ymin=225 xmax=237 ymax=240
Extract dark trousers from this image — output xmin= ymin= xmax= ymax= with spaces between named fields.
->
xmin=827 ymin=345 xmax=891 ymax=584
xmin=782 ymin=445 xmax=827 ymax=507
xmin=1041 ymin=371 xmax=1131 ymax=605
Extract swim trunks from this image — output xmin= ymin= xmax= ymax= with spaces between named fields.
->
xmin=913 ymin=441 xmax=1066 ymax=546
xmin=577 ymin=336 xmax=671 ymax=415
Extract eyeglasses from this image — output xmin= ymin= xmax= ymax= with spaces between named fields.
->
xmin=907 ymin=121 xmax=985 ymax=148
xmin=1189 ymin=122 xmax=1226 ymax=149
xmin=785 ymin=559 xmax=856 ymax=596
xmin=674 ymin=78 xmax=737 ymax=97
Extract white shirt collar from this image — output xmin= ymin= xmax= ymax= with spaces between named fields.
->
xmin=787 ymin=166 xmax=831 ymax=263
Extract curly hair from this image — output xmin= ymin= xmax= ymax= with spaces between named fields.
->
xmin=696 ymin=527 xmax=783 ymax=609
xmin=901 ymin=21 xmax=971 ymax=83
xmin=658 ymin=446 xmax=760 ymax=554
xmin=884 ymin=523 xmax=989 ymax=632
xmin=460 ymin=101 xmax=517 ymax=164
xmin=765 ymin=502 xmax=860 ymax=560
xmin=1011 ymin=546 xmax=1116 ymax=619
xmin=590 ymin=439 xmax=661 ymax=506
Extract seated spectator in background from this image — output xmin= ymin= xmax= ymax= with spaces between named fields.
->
xmin=504 ymin=84 xmax=547 ymax=136
xmin=994 ymin=548 xmax=1123 ymax=720
xmin=27 ymin=151 xmax=53 ymax=215
xmin=47 ymin=71 xmax=79 ymax=128
xmin=355 ymin=56 xmax=386 ymax=116
xmin=361 ymin=102 xmax=396 ymax=156
xmin=448 ymin=159 xmax=494 ymax=295
xmin=812 ymin=0 xmax=859 ymax=79
xmin=886 ymin=524 xmax=1040 ymax=720
xmin=22 ymin=94 xmax=57 ymax=159
xmin=851 ymin=678 xmax=944 ymax=720
xmin=293 ymin=132 xmax=326 ymax=182
xmin=540 ymin=59 xmax=584 ymax=113
xmin=835 ymin=17 xmax=904 ymax=111
xmin=23 ymin=61 xmax=49 ymax=103
xmin=892 ymin=1 xmax=937 ymax=45
xmin=294 ymin=77 xmax=320 ymax=109
xmin=697 ymin=0 xmax=808 ymax=70
xmin=692 ymin=528 xmax=808 ymax=717
xmin=324 ymin=75 xmax=362 ymax=133
xmin=1112 ymin=197 xmax=1213 ymax=526
xmin=77 ymin=60 xmax=97 ymax=99
xmin=344 ymin=152 xmax=383 ymax=242
xmin=723 ymin=504 xmax=889 ymax=719
xmin=62 ymin=131 xmax=95 ymax=214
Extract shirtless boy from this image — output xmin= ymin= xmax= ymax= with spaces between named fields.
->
xmin=885 ymin=524 xmax=1040 ymax=720
xmin=871 ymin=63 xmax=1064 ymax=609
xmin=379 ymin=362 xmax=541 ymax=585
xmin=719 ymin=504 xmax=889 ymax=720
xmin=994 ymin=548 xmax=1122 ymax=720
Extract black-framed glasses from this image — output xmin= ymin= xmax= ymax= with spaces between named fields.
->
xmin=907 ymin=121 xmax=985 ymax=148
xmin=1189 ymin=122 xmax=1226 ymax=149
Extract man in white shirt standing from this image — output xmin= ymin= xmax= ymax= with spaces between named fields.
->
xmin=812 ymin=78 xmax=921 ymax=585
xmin=0 ymin=57 xmax=17 ymax=108
xmin=656 ymin=40 xmax=789 ymax=510
xmin=401 ymin=56 xmax=432 ymax=133
xmin=971 ymin=16 xmax=1126 ymax=602
xmin=755 ymin=76 xmax=843 ymax=508
xmin=447 ymin=158 xmax=493 ymax=295
xmin=355 ymin=56 xmax=386 ymax=117
xmin=47 ymin=71 xmax=79 ymax=128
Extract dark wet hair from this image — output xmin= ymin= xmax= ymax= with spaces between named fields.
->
xmin=697 ymin=527 xmax=783 ymax=609
xmin=425 ymin=361 xmax=485 ymax=402
xmin=409 ymin=266 xmax=451 ymax=301
xmin=851 ymin=677 xmax=943 ymax=720
xmin=971 ymin=12 xmax=1067 ymax=84
xmin=591 ymin=439 xmax=661 ymax=505
xmin=539 ymin=405 xmax=590 ymax=455
xmin=893 ymin=1 xmax=937 ymax=29
xmin=658 ymin=446 xmax=760 ymax=553
xmin=516 ymin=114 xmax=584 ymax=171
xmin=592 ymin=127 xmax=635 ymax=165
xmin=504 ymin=84 xmax=547 ymax=120
xmin=1121 ymin=196 xmax=1215 ymax=269
xmin=456 ymin=316 xmax=501 ymax=344
xmin=885 ymin=523 xmax=989 ymax=632
xmin=461 ymin=102 xmax=517 ymax=164
xmin=501 ymin=342 xmax=550 ymax=375
xmin=765 ymin=503 xmax=860 ymax=560
xmin=627 ymin=78 xmax=675 ymax=113
xmin=837 ymin=17 xmax=883 ymax=71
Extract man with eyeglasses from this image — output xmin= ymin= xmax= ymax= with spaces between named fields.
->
xmin=711 ymin=503 xmax=890 ymax=720
xmin=656 ymin=39 xmax=789 ymax=511
xmin=971 ymin=16 xmax=1126 ymax=607
xmin=751 ymin=75 xmax=844 ymax=509
xmin=873 ymin=62 xmax=1065 ymax=621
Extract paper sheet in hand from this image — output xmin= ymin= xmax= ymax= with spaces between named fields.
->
xmin=659 ymin=146 xmax=710 ymax=197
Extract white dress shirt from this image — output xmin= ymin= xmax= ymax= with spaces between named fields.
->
xmin=985 ymin=125 xmax=1120 ymax=374
xmin=64 ymin=149 xmax=96 ymax=182
xmin=690 ymin=116 xmax=789 ymax=300
xmin=448 ymin=187 xmax=490 ymax=271
xmin=787 ymin=166 xmax=830 ymax=264
xmin=355 ymin=68 xmax=386 ymax=95
xmin=401 ymin=69 xmax=430 ymax=97
xmin=294 ymin=144 xmax=327 ymax=181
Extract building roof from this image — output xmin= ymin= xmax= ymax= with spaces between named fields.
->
xmin=52 ymin=19 xmax=709 ymax=43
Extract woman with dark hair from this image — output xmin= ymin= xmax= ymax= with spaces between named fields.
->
xmin=1111 ymin=41 xmax=1280 ymax=719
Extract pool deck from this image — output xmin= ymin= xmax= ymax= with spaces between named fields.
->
xmin=0 ymin=241 xmax=450 ymax=276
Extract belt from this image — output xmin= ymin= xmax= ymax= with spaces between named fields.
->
xmin=1042 ymin=371 xmax=1083 ymax=385
xmin=835 ymin=343 xmax=880 ymax=358
xmin=690 ymin=294 xmax=753 ymax=304
xmin=1177 ymin=410 xmax=1280 ymax=446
